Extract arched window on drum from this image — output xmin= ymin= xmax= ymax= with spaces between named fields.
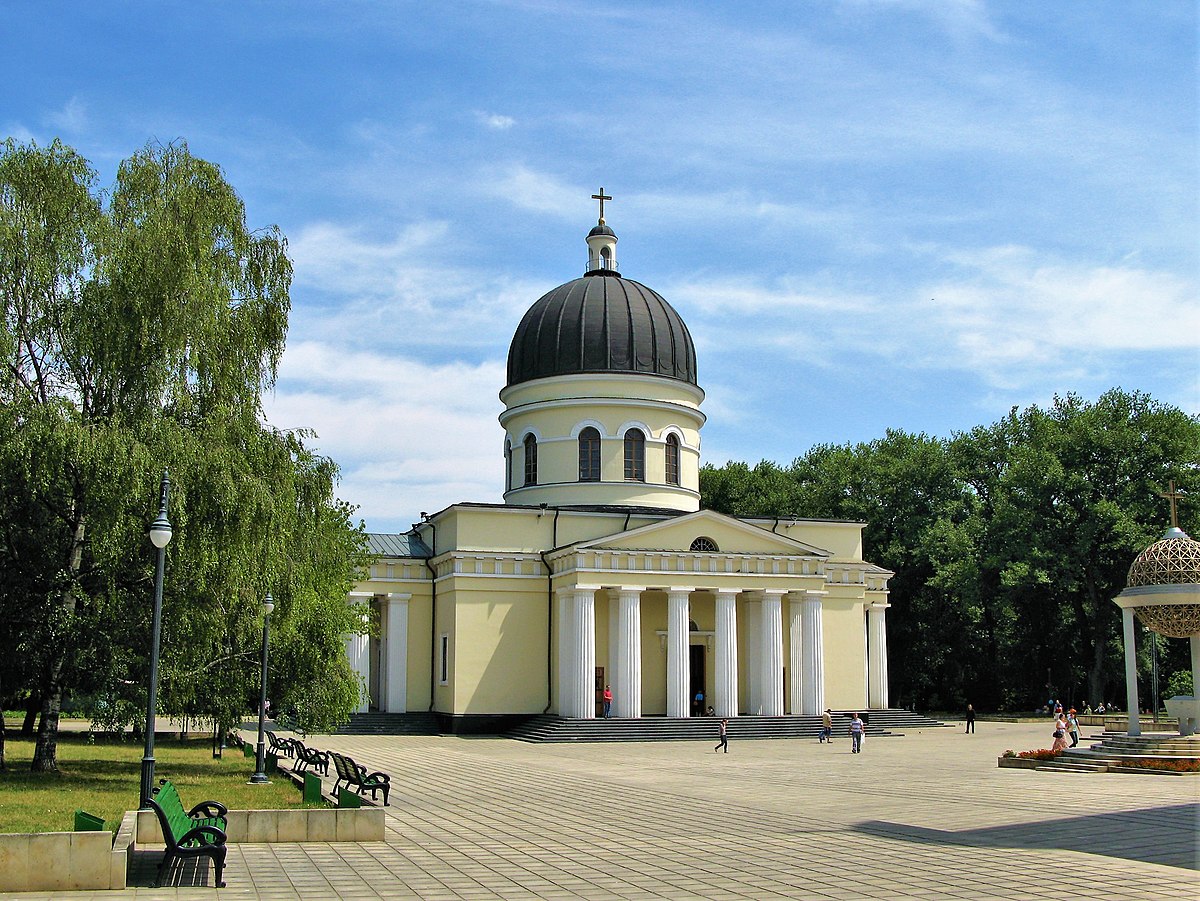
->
xmin=665 ymin=433 xmax=680 ymax=485
xmin=624 ymin=428 xmax=645 ymax=482
xmin=578 ymin=427 xmax=601 ymax=482
xmin=523 ymin=434 xmax=538 ymax=486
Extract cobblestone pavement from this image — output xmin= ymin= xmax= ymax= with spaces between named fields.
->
xmin=5 ymin=721 xmax=1197 ymax=899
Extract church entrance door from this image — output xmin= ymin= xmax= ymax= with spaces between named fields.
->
xmin=689 ymin=644 xmax=706 ymax=716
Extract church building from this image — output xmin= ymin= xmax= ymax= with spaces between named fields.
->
xmin=345 ymin=196 xmax=894 ymax=732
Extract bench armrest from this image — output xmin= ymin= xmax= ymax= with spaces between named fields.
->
xmin=189 ymin=800 xmax=229 ymax=818
xmin=179 ymin=823 xmax=228 ymax=847
xmin=364 ymin=771 xmax=391 ymax=784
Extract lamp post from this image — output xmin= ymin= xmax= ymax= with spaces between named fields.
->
xmin=249 ymin=594 xmax=274 ymax=784
xmin=140 ymin=471 xmax=172 ymax=808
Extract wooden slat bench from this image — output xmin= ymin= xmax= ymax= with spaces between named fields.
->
xmin=146 ymin=779 xmax=229 ymax=888
xmin=329 ymin=751 xmax=391 ymax=805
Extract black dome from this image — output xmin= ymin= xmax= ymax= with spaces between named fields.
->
xmin=507 ymin=273 xmax=697 ymax=388
xmin=588 ymin=223 xmax=616 ymax=237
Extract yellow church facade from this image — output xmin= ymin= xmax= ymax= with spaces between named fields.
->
xmin=345 ymin=202 xmax=894 ymax=732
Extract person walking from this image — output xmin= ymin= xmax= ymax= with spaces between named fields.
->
xmin=965 ymin=703 xmax=976 ymax=733
xmin=820 ymin=708 xmax=833 ymax=743
xmin=602 ymin=685 xmax=613 ymax=718
xmin=714 ymin=718 xmax=729 ymax=753
xmin=849 ymin=712 xmax=865 ymax=753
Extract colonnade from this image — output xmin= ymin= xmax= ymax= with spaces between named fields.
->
xmin=556 ymin=585 xmax=891 ymax=718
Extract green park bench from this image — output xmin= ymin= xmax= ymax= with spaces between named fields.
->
xmin=145 ymin=779 xmax=229 ymax=888
xmin=329 ymin=750 xmax=391 ymax=805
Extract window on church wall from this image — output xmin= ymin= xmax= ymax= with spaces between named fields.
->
xmin=523 ymin=434 xmax=538 ymax=486
xmin=578 ymin=427 xmax=601 ymax=481
xmin=690 ymin=536 xmax=719 ymax=552
xmin=439 ymin=633 xmax=450 ymax=684
xmin=624 ymin=429 xmax=645 ymax=481
xmin=504 ymin=439 xmax=512 ymax=492
xmin=665 ymin=433 xmax=680 ymax=485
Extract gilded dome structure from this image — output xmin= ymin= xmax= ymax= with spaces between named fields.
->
xmin=1126 ymin=527 xmax=1200 ymax=588
xmin=1122 ymin=526 xmax=1200 ymax=639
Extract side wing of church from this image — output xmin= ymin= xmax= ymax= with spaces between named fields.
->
xmin=344 ymin=199 xmax=894 ymax=731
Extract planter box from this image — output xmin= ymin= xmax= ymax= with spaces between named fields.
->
xmin=0 ymin=830 xmax=126 ymax=893
xmin=134 ymin=806 xmax=384 ymax=843
xmin=0 ymin=807 xmax=384 ymax=894
xmin=997 ymin=757 xmax=1042 ymax=769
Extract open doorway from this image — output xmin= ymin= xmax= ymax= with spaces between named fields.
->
xmin=689 ymin=644 xmax=706 ymax=715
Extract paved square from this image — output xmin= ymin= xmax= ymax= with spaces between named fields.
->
xmin=6 ymin=721 xmax=1197 ymax=899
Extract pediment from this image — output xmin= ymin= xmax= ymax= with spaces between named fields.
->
xmin=572 ymin=509 xmax=829 ymax=557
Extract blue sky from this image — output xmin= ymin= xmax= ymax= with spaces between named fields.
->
xmin=5 ymin=1 xmax=1197 ymax=533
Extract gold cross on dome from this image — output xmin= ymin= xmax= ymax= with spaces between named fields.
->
xmin=591 ymin=187 xmax=612 ymax=222
xmin=1159 ymin=479 xmax=1186 ymax=528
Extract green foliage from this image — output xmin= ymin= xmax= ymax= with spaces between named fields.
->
xmin=0 ymin=138 xmax=369 ymax=768
xmin=700 ymin=390 xmax=1200 ymax=712
xmin=1165 ymin=670 xmax=1193 ymax=699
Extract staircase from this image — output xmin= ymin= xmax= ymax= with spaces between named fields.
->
xmin=335 ymin=712 xmax=441 ymax=735
xmin=505 ymin=709 xmax=948 ymax=743
xmin=1035 ymin=732 xmax=1200 ymax=774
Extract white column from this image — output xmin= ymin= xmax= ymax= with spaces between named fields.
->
xmin=616 ymin=587 xmax=645 ymax=718
xmin=745 ymin=596 xmax=762 ymax=714
xmin=1122 ymin=606 xmax=1140 ymax=736
xmin=384 ymin=593 xmax=410 ymax=713
xmin=346 ymin=594 xmax=373 ymax=713
xmin=800 ymin=591 xmax=826 ymax=715
xmin=714 ymin=589 xmax=739 ymax=718
xmin=666 ymin=588 xmax=692 ymax=718
xmin=787 ymin=594 xmax=804 ymax=715
xmin=557 ymin=588 xmax=575 ymax=717
xmin=571 ymin=587 xmax=597 ymax=718
xmin=1192 ymin=635 xmax=1200 ymax=700
xmin=608 ymin=592 xmax=621 ymax=710
xmin=867 ymin=602 xmax=890 ymax=710
xmin=760 ymin=590 xmax=785 ymax=717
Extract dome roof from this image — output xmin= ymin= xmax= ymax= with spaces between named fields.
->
xmin=506 ymin=273 xmax=697 ymax=388
xmin=588 ymin=223 xmax=615 ymax=237
xmin=1126 ymin=527 xmax=1200 ymax=588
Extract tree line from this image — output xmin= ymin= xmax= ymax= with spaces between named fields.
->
xmin=0 ymin=139 xmax=369 ymax=772
xmin=700 ymin=390 xmax=1199 ymax=712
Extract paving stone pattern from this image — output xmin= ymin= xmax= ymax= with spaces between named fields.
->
xmin=4 ymin=722 xmax=1197 ymax=899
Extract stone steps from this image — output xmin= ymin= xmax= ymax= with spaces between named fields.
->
xmin=335 ymin=712 xmax=441 ymax=735
xmin=1036 ymin=760 xmax=1109 ymax=773
xmin=505 ymin=709 xmax=947 ymax=743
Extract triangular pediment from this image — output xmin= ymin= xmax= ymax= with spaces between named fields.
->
xmin=570 ymin=509 xmax=829 ymax=557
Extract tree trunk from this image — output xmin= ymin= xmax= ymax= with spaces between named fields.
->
xmin=21 ymin=694 xmax=39 ymax=735
xmin=30 ymin=501 xmax=87 ymax=773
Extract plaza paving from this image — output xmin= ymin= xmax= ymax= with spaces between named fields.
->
xmin=6 ymin=721 xmax=1198 ymax=900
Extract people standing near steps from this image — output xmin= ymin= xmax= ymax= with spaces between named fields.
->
xmin=849 ymin=712 xmax=865 ymax=753
xmin=602 ymin=684 xmax=613 ymax=718
xmin=1067 ymin=709 xmax=1080 ymax=747
xmin=965 ymin=703 xmax=976 ymax=733
xmin=1051 ymin=714 xmax=1070 ymax=754
xmin=714 ymin=718 xmax=729 ymax=753
xmin=820 ymin=708 xmax=833 ymax=743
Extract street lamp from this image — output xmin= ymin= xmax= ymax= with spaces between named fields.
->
xmin=249 ymin=593 xmax=275 ymax=784
xmin=140 ymin=471 xmax=172 ymax=808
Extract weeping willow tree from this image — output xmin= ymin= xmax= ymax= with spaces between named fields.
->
xmin=0 ymin=138 xmax=369 ymax=772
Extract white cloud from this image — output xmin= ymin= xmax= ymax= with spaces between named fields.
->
xmin=264 ymin=342 xmax=507 ymax=529
xmin=44 ymin=97 xmax=88 ymax=133
xmin=479 ymin=164 xmax=582 ymax=219
xmin=476 ymin=111 xmax=515 ymax=130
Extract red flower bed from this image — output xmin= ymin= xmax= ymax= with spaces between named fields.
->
xmin=1114 ymin=758 xmax=1200 ymax=772
xmin=1016 ymin=748 xmax=1062 ymax=760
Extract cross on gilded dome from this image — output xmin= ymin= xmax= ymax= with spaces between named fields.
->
xmin=591 ymin=187 xmax=612 ymax=223
xmin=1160 ymin=479 xmax=1186 ymax=529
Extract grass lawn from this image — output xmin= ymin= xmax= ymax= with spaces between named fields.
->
xmin=1 ymin=728 xmax=322 ymax=834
